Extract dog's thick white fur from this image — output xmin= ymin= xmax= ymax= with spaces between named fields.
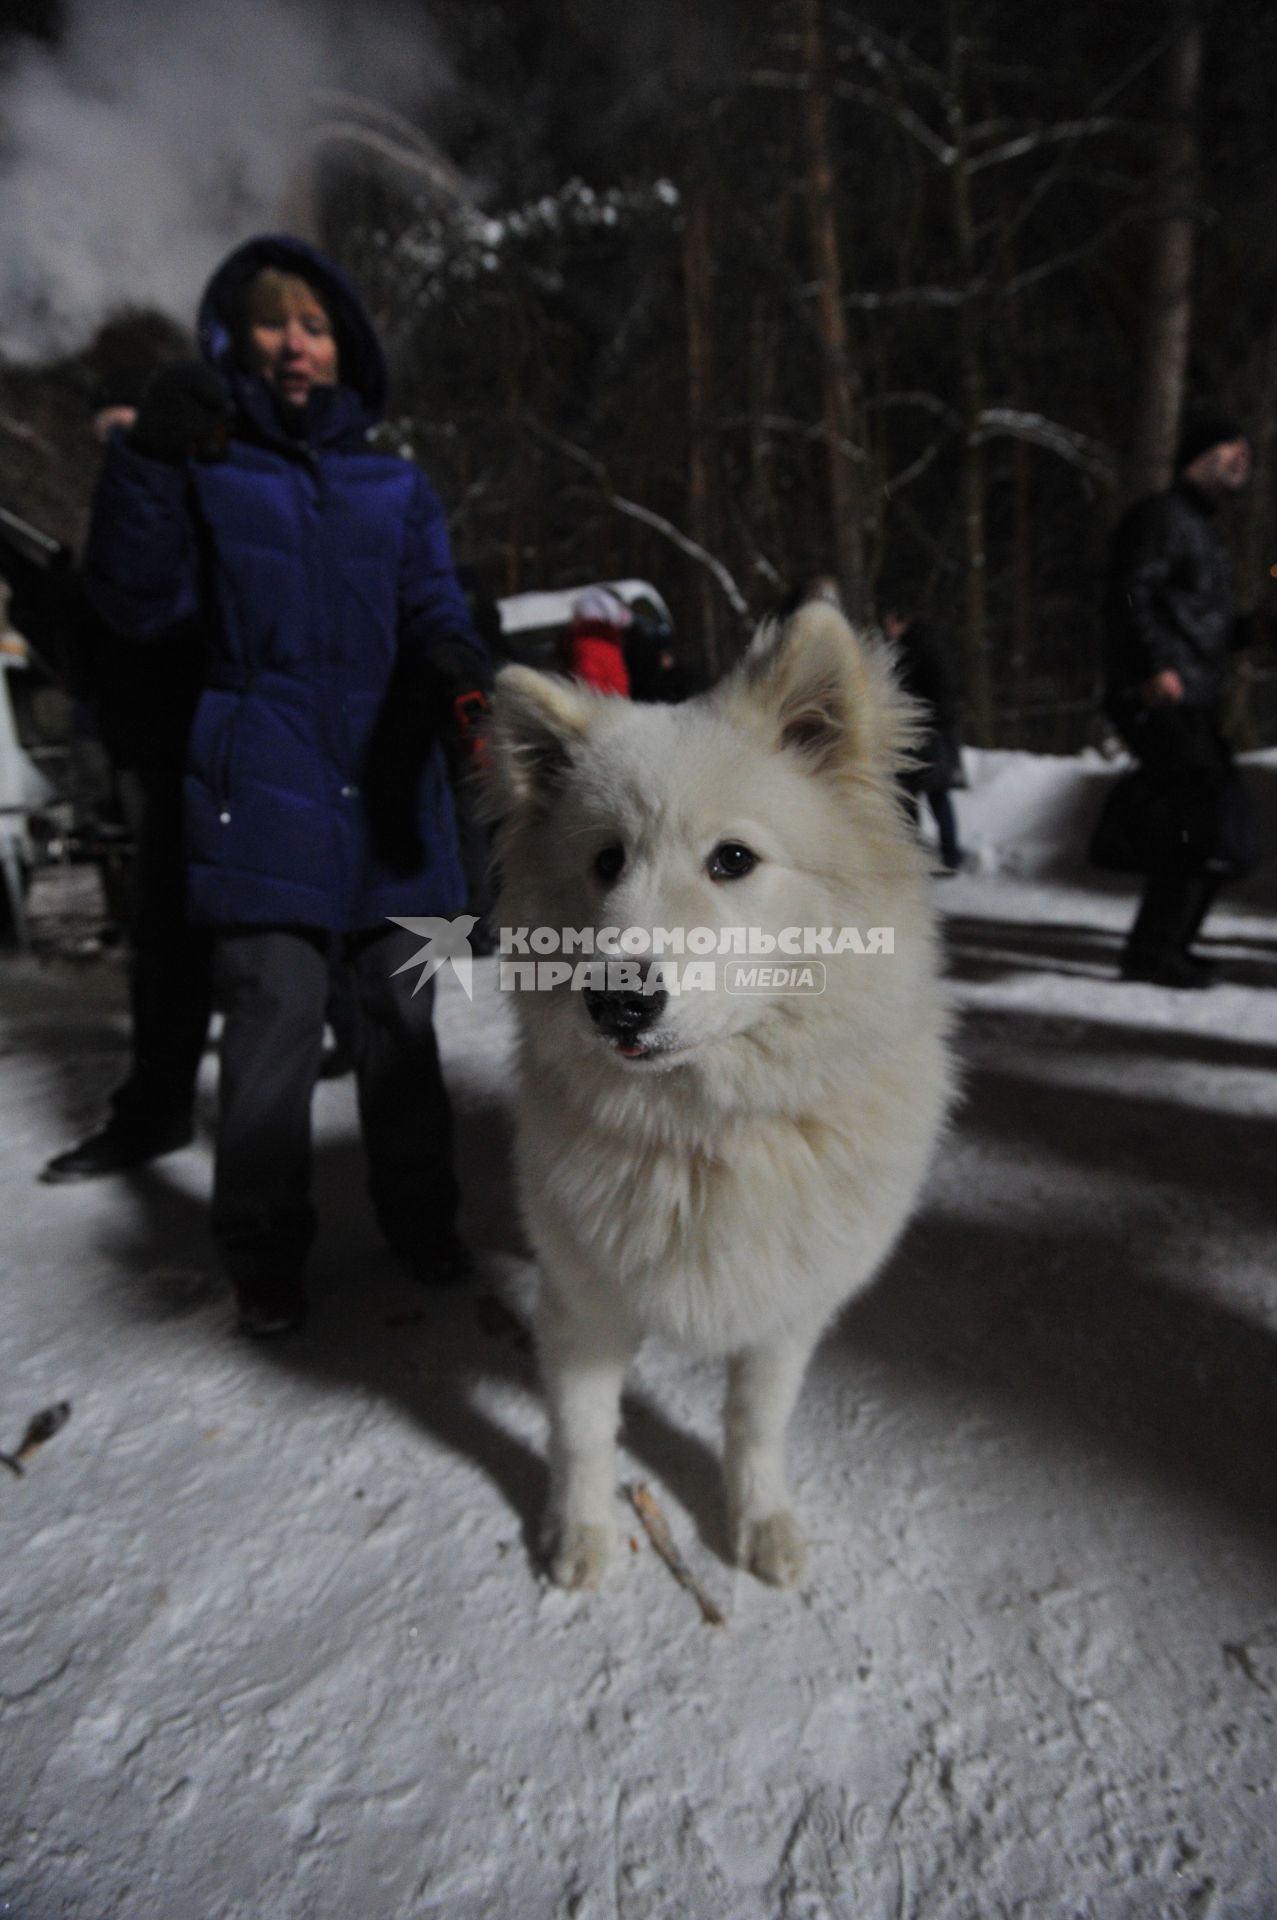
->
xmin=488 ymin=603 xmax=954 ymax=1589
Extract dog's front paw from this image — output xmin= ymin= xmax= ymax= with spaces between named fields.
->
xmin=544 ymin=1519 xmax=613 ymax=1590
xmin=734 ymin=1510 xmax=806 ymax=1586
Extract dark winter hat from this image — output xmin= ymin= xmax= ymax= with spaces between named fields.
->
xmin=1174 ymin=410 xmax=1250 ymax=473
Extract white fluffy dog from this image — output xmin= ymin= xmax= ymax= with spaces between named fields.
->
xmin=488 ymin=602 xmax=953 ymax=1589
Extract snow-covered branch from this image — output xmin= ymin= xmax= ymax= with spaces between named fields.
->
xmin=974 ymin=407 xmax=1116 ymax=482
xmin=999 ymin=205 xmax=1148 ymax=298
xmin=528 ymin=425 xmax=752 ymax=621
xmin=864 ymin=391 xmax=963 ymax=428
xmin=882 ymin=440 xmax=945 ymax=497
xmin=751 ymin=70 xmax=1113 ymax=182
xmin=746 ymin=67 xmax=957 ymax=168
xmin=996 ymin=29 xmax=1180 ymax=251
xmin=607 ymin=499 xmax=752 ymax=620
xmin=844 ymin=284 xmax=966 ymax=310
xmin=831 ymin=80 xmax=957 ymax=168
xmin=966 ymin=117 xmax=1120 ymax=174
xmin=719 ymin=412 xmax=870 ymax=466
xmin=829 ymin=10 xmax=947 ymax=98
xmin=369 ymin=178 xmax=681 ymax=307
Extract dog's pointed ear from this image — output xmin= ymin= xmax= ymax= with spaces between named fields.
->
xmin=740 ymin=603 xmax=867 ymax=769
xmin=489 ymin=665 xmax=596 ymax=811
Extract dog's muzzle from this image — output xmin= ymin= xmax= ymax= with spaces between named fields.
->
xmin=583 ymin=970 xmax=668 ymax=1044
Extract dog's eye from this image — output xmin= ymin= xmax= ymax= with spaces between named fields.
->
xmin=707 ymin=841 xmax=758 ymax=882
xmin=594 ymin=844 xmax=625 ymax=883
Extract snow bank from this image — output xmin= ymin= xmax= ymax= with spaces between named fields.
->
xmin=940 ymin=744 xmax=1277 ymax=903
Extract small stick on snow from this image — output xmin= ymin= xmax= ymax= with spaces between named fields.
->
xmin=1 ymin=1401 xmax=72 ymax=1477
xmin=626 ymin=1483 xmax=726 ymax=1627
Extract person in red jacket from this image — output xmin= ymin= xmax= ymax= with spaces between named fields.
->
xmin=566 ymin=587 xmax=632 ymax=696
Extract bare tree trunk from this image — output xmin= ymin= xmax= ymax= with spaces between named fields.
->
xmin=1126 ymin=4 xmax=1201 ymax=501
xmin=675 ymin=0 xmax=725 ymax=678
xmin=683 ymin=178 xmax=721 ymax=679
xmin=504 ymin=303 xmax=527 ymax=595
xmin=748 ymin=291 xmax=782 ymax=570
xmin=796 ymin=0 xmax=866 ymax=621
xmin=1007 ymin=439 xmax=1033 ymax=745
xmin=999 ymin=195 xmax=1034 ymax=746
xmin=526 ymin=446 xmax=544 ymax=593
xmin=948 ymin=5 xmax=995 ymax=745
xmin=747 ymin=196 xmax=791 ymax=589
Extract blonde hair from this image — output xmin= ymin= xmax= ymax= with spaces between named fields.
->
xmin=238 ymin=267 xmax=339 ymax=373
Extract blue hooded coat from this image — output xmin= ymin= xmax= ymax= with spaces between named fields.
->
xmin=84 ymin=235 xmax=487 ymax=930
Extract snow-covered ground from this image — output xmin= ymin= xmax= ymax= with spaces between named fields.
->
xmin=2 ymin=752 xmax=1276 ymax=1920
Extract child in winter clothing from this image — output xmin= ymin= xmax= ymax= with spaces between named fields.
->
xmin=565 ymin=586 xmax=632 ymax=696
xmin=82 ymin=235 xmax=491 ymax=1333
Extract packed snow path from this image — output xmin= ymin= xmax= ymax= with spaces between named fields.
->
xmin=2 ymin=868 xmax=1275 ymax=1920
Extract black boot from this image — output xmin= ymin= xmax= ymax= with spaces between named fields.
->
xmin=1120 ymin=874 xmax=1216 ymax=989
xmin=40 ymin=1111 xmax=194 ymax=1183
xmin=400 ymin=1233 xmax=475 ymax=1290
xmin=1180 ymin=874 xmax=1223 ymax=967
xmin=233 ymin=1273 xmax=308 ymax=1337
xmin=1119 ymin=950 xmax=1211 ymax=989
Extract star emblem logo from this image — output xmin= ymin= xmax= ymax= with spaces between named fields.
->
xmin=386 ymin=914 xmax=479 ymax=1000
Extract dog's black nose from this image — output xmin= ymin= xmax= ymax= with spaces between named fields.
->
xmin=583 ymin=984 xmax=668 ymax=1041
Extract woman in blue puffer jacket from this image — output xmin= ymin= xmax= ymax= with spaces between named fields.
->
xmin=84 ymin=235 xmax=491 ymax=1333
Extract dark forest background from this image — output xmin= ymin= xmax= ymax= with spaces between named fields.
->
xmin=4 ymin=0 xmax=1277 ymax=750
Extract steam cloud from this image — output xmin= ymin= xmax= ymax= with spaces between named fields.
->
xmin=0 ymin=0 xmax=449 ymax=361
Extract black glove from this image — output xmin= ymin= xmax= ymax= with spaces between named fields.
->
xmin=423 ymin=639 xmax=494 ymax=776
xmin=448 ymin=687 xmax=491 ymax=774
xmin=429 ymin=637 xmax=495 ymax=699
xmin=128 ymin=361 xmax=233 ymax=464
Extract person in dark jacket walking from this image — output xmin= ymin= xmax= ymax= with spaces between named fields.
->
xmin=41 ymin=349 xmax=215 ymax=1186
xmin=882 ymin=607 xmax=964 ymax=873
xmin=78 ymin=236 xmax=491 ymax=1333
xmin=1102 ymin=412 xmax=1256 ymax=987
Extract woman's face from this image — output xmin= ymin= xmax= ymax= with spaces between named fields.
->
xmin=248 ymin=279 xmax=338 ymax=406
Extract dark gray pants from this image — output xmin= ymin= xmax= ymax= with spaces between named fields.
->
xmin=212 ymin=926 xmax=459 ymax=1288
